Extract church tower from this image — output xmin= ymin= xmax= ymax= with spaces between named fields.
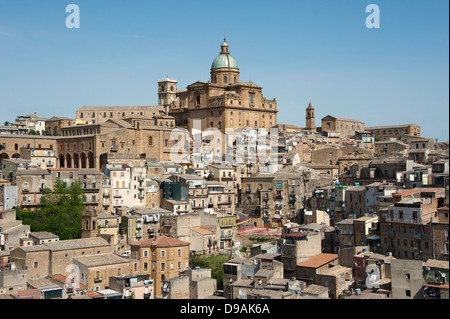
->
xmin=158 ymin=77 xmax=178 ymax=115
xmin=81 ymin=207 xmax=98 ymax=239
xmin=306 ymin=102 xmax=316 ymax=131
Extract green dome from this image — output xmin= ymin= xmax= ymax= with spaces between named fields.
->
xmin=211 ymin=39 xmax=238 ymax=69
xmin=211 ymin=53 xmax=238 ymax=69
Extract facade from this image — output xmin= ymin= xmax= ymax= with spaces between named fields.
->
xmin=75 ymin=105 xmax=165 ymax=125
xmin=73 ymin=253 xmax=131 ymax=291
xmin=379 ymin=188 xmax=446 ymax=260
xmin=366 ymin=124 xmax=421 ymax=140
xmin=167 ymin=39 xmax=278 ymax=135
xmin=129 ymin=236 xmax=190 ymax=298
xmin=321 ymin=116 xmax=365 ymax=139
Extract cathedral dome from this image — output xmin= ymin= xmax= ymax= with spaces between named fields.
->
xmin=211 ymin=39 xmax=238 ymax=69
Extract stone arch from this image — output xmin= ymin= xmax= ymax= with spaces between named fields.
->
xmin=73 ymin=153 xmax=79 ymax=169
xmin=11 ymin=153 xmax=20 ymax=159
xmin=66 ymin=153 xmax=72 ymax=168
xmin=88 ymin=152 xmax=94 ymax=169
xmin=99 ymin=153 xmax=108 ymax=171
xmin=0 ymin=153 xmax=9 ymax=165
xmin=80 ymin=152 xmax=87 ymax=169
xmin=59 ymin=154 xmax=65 ymax=168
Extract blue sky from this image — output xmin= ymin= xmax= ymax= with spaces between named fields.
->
xmin=0 ymin=0 xmax=448 ymax=141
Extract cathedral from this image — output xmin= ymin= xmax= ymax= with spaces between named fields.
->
xmin=160 ymin=39 xmax=278 ymax=134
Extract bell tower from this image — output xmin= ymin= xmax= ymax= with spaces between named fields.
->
xmin=306 ymin=102 xmax=316 ymax=131
xmin=81 ymin=207 xmax=98 ymax=239
xmin=158 ymin=77 xmax=178 ymax=115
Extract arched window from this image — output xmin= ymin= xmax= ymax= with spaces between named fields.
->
xmin=224 ymin=76 xmax=228 ymax=84
xmin=234 ymin=76 xmax=237 ymax=83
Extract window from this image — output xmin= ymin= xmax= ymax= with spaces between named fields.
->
xmin=178 ymin=248 xmax=181 ymax=257
xmin=149 ymin=136 xmax=153 ymax=146
xmin=224 ymin=76 xmax=228 ymax=83
xmin=161 ymin=262 xmax=165 ymax=271
xmin=161 ymin=250 xmax=166 ymax=258
xmin=405 ymin=290 xmax=411 ymax=297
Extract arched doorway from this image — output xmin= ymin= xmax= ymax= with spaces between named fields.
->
xmin=59 ymin=154 xmax=65 ymax=168
xmin=80 ymin=152 xmax=87 ymax=168
xmin=88 ymin=152 xmax=94 ymax=169
xmin=99 ymin=153 xmax=108 ymax=171
xmin=66 ymin=153 xmax=72 ymax=168
xmin=73 ymin=153 xmax=79 ymax=169
xmin=0 ymin=153 xmax=9 ymax=166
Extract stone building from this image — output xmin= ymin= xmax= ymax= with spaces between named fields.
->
xmin=45 ymin=116 xmax=76 ymax=136
xmin=366 ymin=124 xmax=421 ymax=141
xmin=75 ymin=105 xmax=165 ymax=125
xmin=73 ymin=253 xmax=131 ymax=292
xmin=428 ymin=206 xmax=449 ymax=261
xmin=320 ymin=115 xmax=365 ymax=139
xmin=9 ymin=237 xmax=112 ymax=281
xmin=57 ymin=116 xmax=176 ymax=171
xmin=379 ymin=188 xmax=446 ymax=260
xmin=167 ymin=39 xmax=278 ymax=135
xmin=311 ymin=145 xmax=373 ymax=174
xmin=129 ymin=236 xmax=190 ymax=298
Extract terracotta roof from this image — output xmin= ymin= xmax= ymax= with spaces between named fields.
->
xmin=130 ymin=235 xmax=189 ymax=247
xmin=86 ymin=291 xmax=103 ymax=298
xmin=190 ymin=227 xmax=215 ymax=235
xmin=297 ymin=253 xmax=338 ymax=268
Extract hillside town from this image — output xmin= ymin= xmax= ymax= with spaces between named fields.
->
xmin=0 ymin=39 xmax=448 ymax=300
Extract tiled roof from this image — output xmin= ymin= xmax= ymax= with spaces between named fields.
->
xmin=73 ymin=253 xmax=130 ymax=267
xmin=130 ymin=235 xmax=190 ymax=247
xmin=297 ymin=253 xmax=338 ymax=268
xmin=190 ymin=227 xmax=215 ymax=235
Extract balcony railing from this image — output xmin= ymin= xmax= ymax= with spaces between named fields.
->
xmin=386 ymin=217 xmax=421 ymax=225
xmin=94 ymin=277 xmax=103 ymax=283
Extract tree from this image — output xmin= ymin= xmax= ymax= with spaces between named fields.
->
xmin=3 ymin=121 xmax=9 ymax=126
xmin=17 ymin=179 xmax=86 ymax=240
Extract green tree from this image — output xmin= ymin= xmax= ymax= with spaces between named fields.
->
xmin=189 ymin=254 xmax=229 ymax=290
xmin=3 ymin=121 xmax=10 ymax=126
xmin=17 ymin=179 xmax=85 ymax=240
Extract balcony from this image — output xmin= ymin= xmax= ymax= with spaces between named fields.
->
xmin=103 ymin=192 xmax=110 ymax=198
xmin=103 ymin=200 xmax=111 ymax=207
xmin=386 ymin=217 xmax=421 ymax=225
xmin=94 ymin=277 xmax=103 ymax=283
xmin=113 ymin=194 xmax=122 ymax=198
xmin=138 ymin=192 xmax=145 ymax=198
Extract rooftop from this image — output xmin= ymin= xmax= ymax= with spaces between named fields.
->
xmin=297 ymin=253 xmax=339 ymax=268
xmin=131 ymin=235 xmax=190 ymax=248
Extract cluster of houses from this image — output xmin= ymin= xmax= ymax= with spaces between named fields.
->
xmin=0 ymin=102 xmax=449 ymax=300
